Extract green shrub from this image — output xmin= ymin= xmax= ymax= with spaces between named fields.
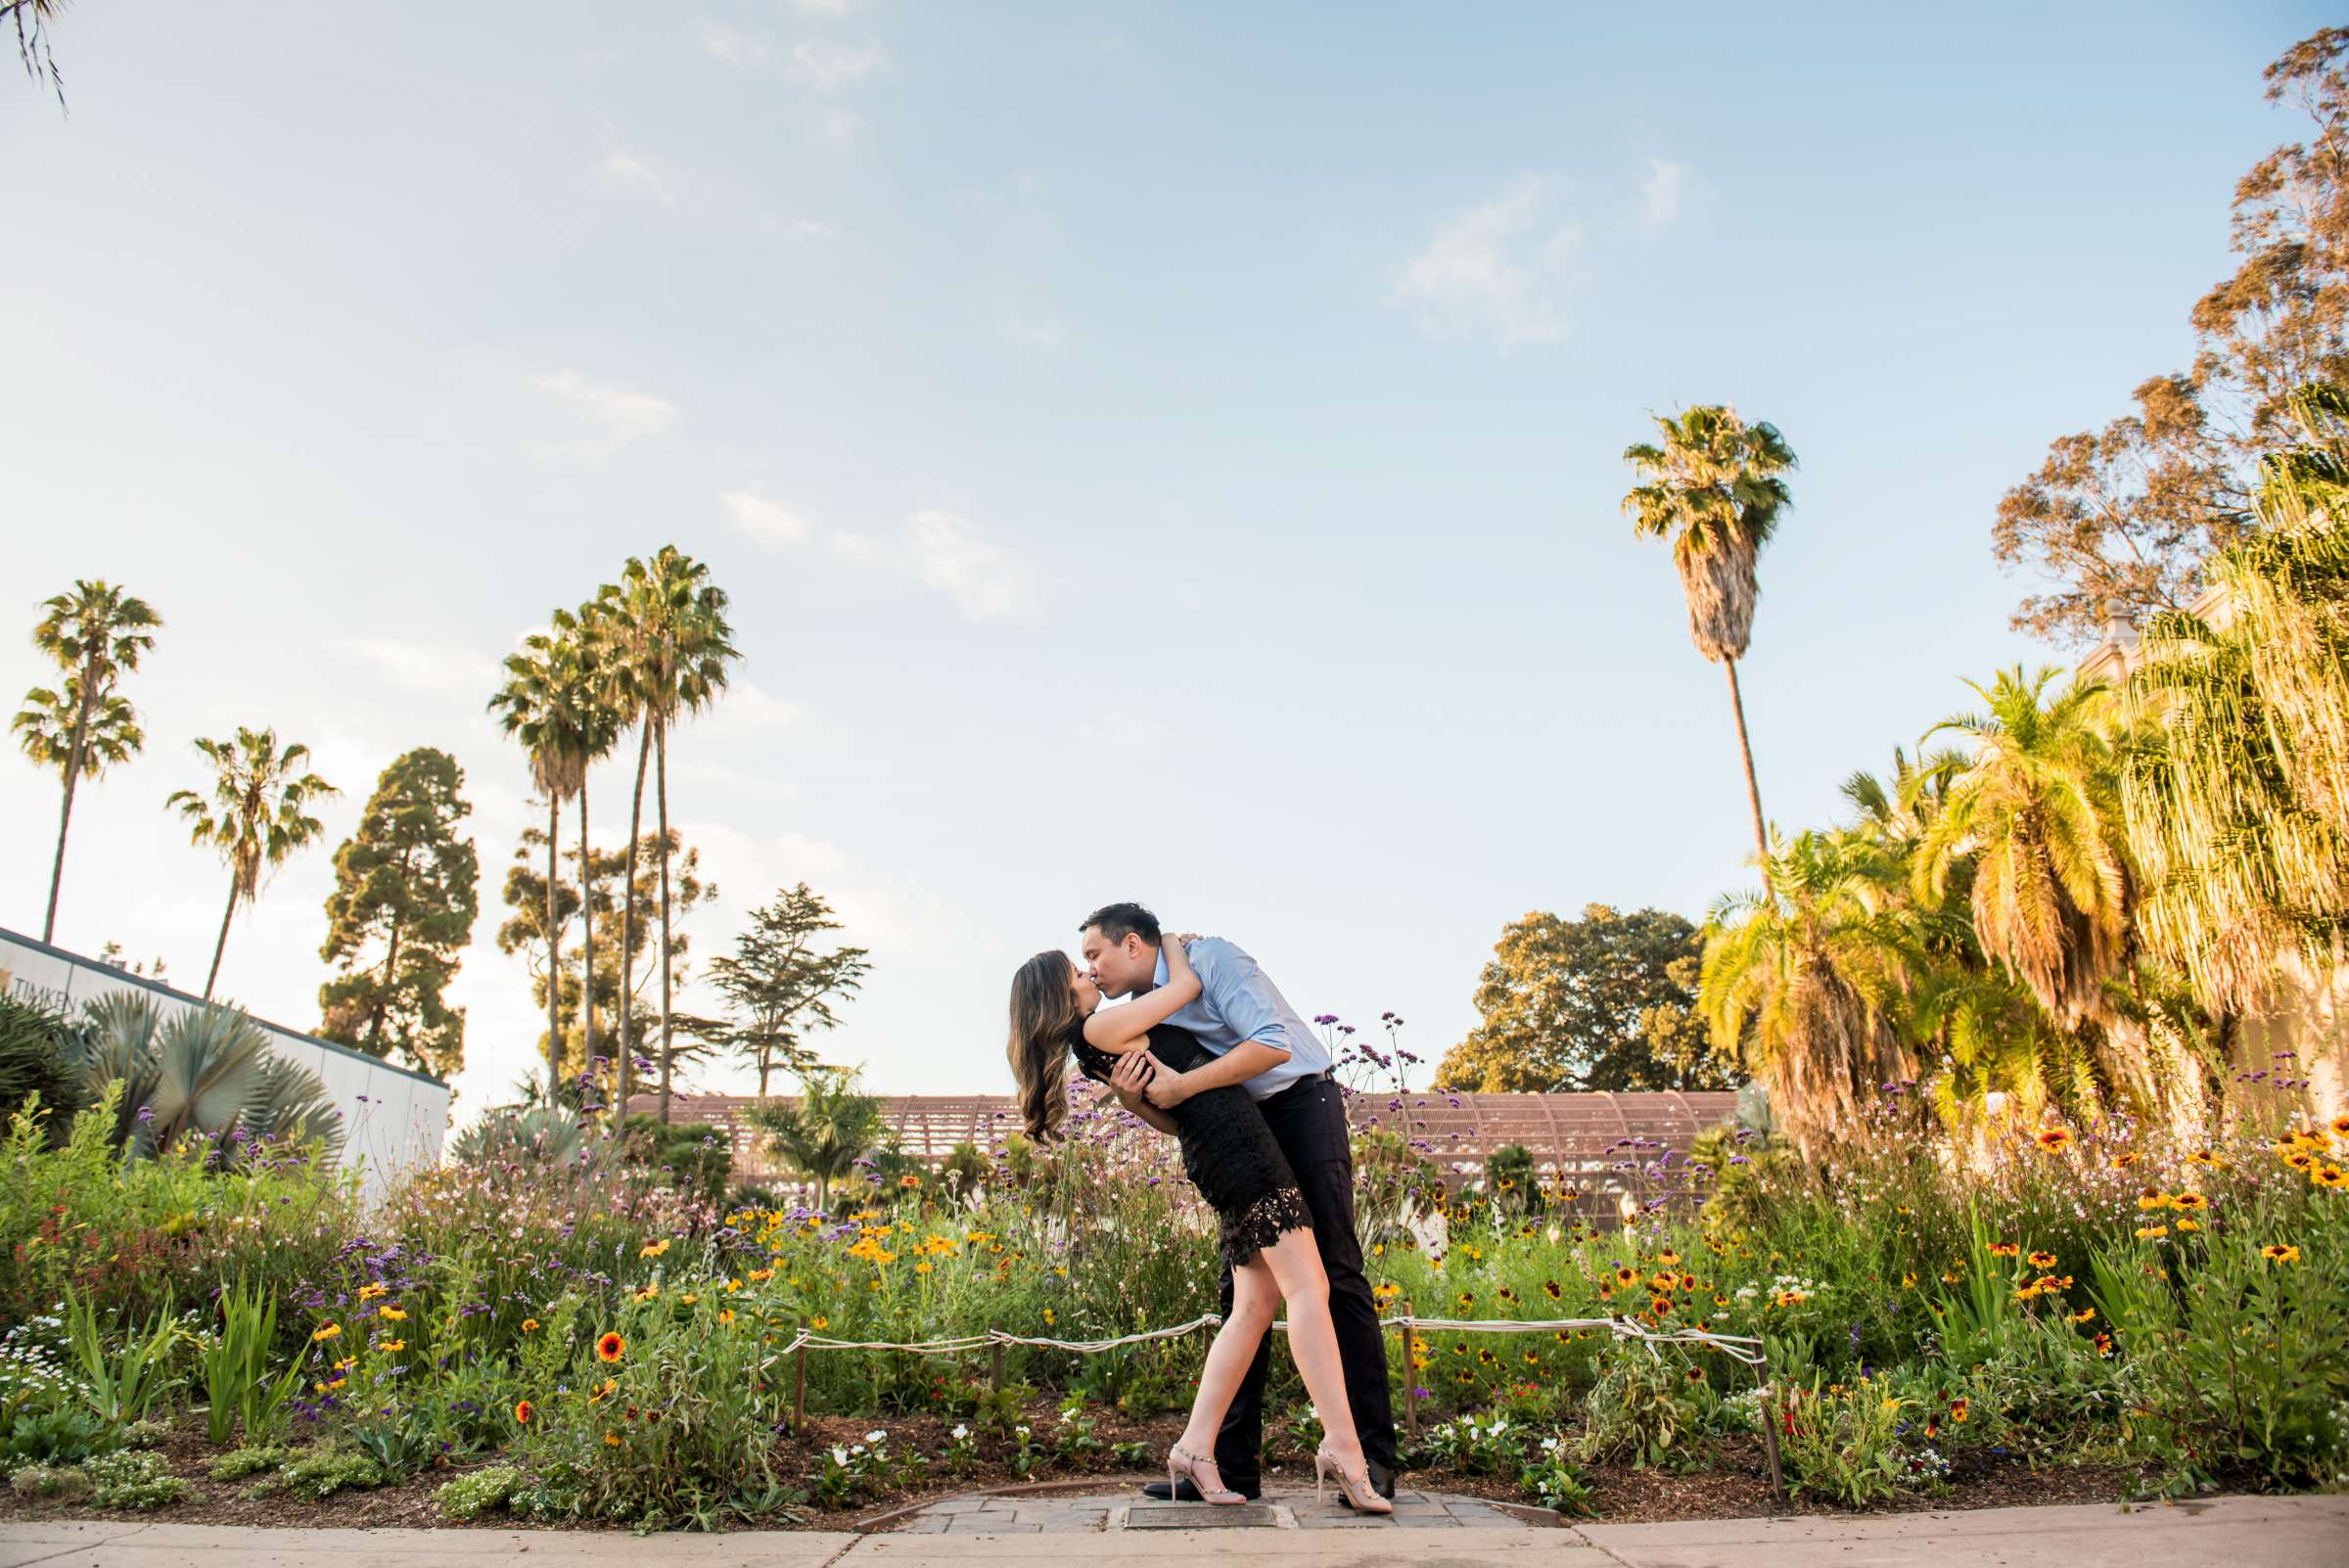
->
xmin=1773 ymin=1376 xmax=1912 ymax=1507
xmin=83 ymin=1449 xmax=189 ymax=1510
xmin=1577 ymin=1352 xmax=1711 ymax=1469
xmin=207 ymin=1444 xmax=287 ymax=1482
xmin=3 ymin=1407 xmax=111 ymax=1471
xmin=280 ymin=1445 xmax=385 ymax=1500
xmin=436 ymin=1462 xmax=525 ymax=1520
xmin=10 ymin=1462 xmax=89 ymax=1499
xmin=1519 ymin=1434 xmax=1597 ymax=1517
xmin=2091 ymin=1184 xmax=2349 ymax=1493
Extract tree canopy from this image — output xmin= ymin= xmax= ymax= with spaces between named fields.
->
xmin=317 ymin=747 xmax=481 ymax=1079
xmin=1433 ymin=904 xmax=1740 ymax=1093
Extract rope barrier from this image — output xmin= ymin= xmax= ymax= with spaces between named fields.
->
xmin=763 ymin=1313 xmax=1764 ymax=1365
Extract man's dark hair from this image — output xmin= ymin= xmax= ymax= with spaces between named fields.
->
xmin=1080 ymin=901 xmax=1161 ymax=945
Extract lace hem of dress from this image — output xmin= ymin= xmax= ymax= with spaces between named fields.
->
xmin=1220 ymin=1185 xmax=1313 ymax=1268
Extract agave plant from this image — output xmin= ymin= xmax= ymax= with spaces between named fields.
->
xmin=449 ymin=1102 xmax=593 ymax=1168
xmin=0 ymin=992 xmax=91 ymax=1140
xmin=65 ymin=994 xmax=344 ymax=1165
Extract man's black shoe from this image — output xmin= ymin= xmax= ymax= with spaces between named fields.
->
xmin=1139 ymin=1479 xmax=1262 ymax=1503
xmin=1335 ymin=1459 xmax=1398 ymax=1508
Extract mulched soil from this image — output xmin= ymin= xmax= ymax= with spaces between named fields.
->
xmin=0 ymin=1406 xmax=2190 ymax=1534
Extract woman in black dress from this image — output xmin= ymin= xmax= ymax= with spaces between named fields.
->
xmin=1006 ymin=935 xmax=1390 ymax=1514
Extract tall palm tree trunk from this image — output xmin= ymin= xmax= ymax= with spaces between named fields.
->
xmin=40 ymin=677 xmax=96 ymax=944
xmin=616 ymin=725 xmax=650 ymax=1131
xmin=578 ymin=776 xmax=595 ymax=1104
xmin=1724 ymin=657 xmax=1770 ymax=869
xmin=656 ymin=717 xmax=674 ymax=1125
xmin=545 ymin=794 xmax=563 ymax=1104
xmin=204 ymin=877 xmax=236 ymax=999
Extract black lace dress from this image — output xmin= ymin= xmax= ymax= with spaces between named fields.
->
xmin=1070 ymin=1020 xmax=1313 ymax=1268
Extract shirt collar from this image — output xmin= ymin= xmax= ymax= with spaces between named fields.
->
xmin=1153 ymin=948 xmax=1170 ymax=988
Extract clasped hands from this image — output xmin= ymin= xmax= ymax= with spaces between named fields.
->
xmin=1104 ymin=931 xmax=1206 ymax=1113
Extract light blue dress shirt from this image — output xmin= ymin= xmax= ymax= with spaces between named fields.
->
xmin=1151 ymin=937 xmax=1330 ymax=1100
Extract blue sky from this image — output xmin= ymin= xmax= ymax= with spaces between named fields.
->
xmin=1 ymin=2 xmax=2328 ymax=1118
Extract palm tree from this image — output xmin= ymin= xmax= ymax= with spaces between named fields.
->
xmin=1623 ymin=406 xmax=1797 ymax=870
xmin=600 ymin=548 xmax=739 ymax=1123
xmin=1914 ymin=667 xmax=2132 ymax=1030
xmin=18 ymin=581 xmax=161 ymax=944
xmin=488 ymin=616 xmax=612 ymax=1103
xmin=1698 ymin=828 xmax=1920 ymax=1154
xmin=750 ymin=1066 xmax=887 ymax=1213
xmin=165 ymin=728 xmax=337 ymax=1000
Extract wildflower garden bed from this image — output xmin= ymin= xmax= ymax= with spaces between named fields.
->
xmin=3 ymin=1082 xmax=2344 ymax=1533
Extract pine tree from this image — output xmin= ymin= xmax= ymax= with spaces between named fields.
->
xmin=317 ymin=748 xmax=481 ymax=1078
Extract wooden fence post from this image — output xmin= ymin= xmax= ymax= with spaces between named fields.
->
xmin=1754 ymin=1363 xmax=1784 ymax=1500
xmin=1398 ymin=1300 xmax=1419 ymax=1439
xmin=990 ymin=1337 xmax=1006 ymax=1402
xmin=792 ymin=1317 xmax=808 ymax=1438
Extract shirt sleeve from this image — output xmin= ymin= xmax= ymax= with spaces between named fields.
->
xmin=1193 ymin=940 xmax=1294 ymax=1059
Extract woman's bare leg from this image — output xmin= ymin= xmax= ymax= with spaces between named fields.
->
xmin=1260 ymin=1229 xmax=1366 ymax=1469
xmin=1175 ymin=1258 xmax=1276 ymax=1463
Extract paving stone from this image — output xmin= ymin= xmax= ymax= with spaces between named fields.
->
xmin=889 ymin=1516 xmax=951 ymax=1534
xmin=945 ymin=1516 xmax=1039 ymax=1533
xmin=1444 ymin=1500 xmax=1509 ymax=1520
xmin=928 ymin=1499 xmax=987 ymax=1514
xmin=1127 ymin=1502 xmax=1281 ymax=1530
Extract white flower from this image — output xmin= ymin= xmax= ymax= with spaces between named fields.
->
xmin=865 ymin=1429 xmax=888 ymax=1445
xmin=950 ymin=1424 xmax=969 ymax=1441
xmin=830 ymin=1447 xmax=850 ymax=1466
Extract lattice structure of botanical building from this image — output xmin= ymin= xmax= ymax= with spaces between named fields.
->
xmin=624 ymin=1088 xmax=1738 ymax=1212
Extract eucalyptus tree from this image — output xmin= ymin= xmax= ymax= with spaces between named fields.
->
xmin=1698 ymin=827 xmax=1920 ymax=1155
xmin=488 ymin=615 xmax=613 ymax=1101
xmin=15 ymin=580 xmax=161 ymax=943
xmin=165 ymin=727 xmax=338 ymax=999
xmin=596 ymin=548 xmax=739 ymax=1122
xmin=1623 ymin=406 xmax=1797 ymax=869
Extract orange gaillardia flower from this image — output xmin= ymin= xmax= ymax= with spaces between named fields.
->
xmin=1988 ymin=1242 xmax=2020 ymax=1259
xmin=2028 ymin=1251 xmax=2057 ymax=1269
xmin=2035 ymin=1127 xmax=2073 ymax=1151
xmin=514 ymin=1401 xmax=533 ymax=1424
xmin=2262 ymin=1243 xmax=2302 ymax=1265
xmin=597 ymin=1331 xmax=626 ymax=1362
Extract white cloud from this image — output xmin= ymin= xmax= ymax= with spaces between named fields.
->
xmin=790 ymin=41 xmax=886 ymax=90
xmin=530 ymin=371 xmax=678 ymax=451
xmin=998 ymin=318 xmax=1069 ymax=353
xmin=1639 ymin=158 xmax=1690 ymax=233
xmin=698 ymin=21 xmax=770 ymax=68
xmin=793 ymin=0 xmax=856 ymax=12
xmin=1387 ymin=174 xmax=1587 ymax=347
xmin=336 ymin=637 xmax=494 ymax=697
xmin=820 ymin=108 xmax=860 ymax=145
xmin=721 ymin=489 xmax=812 ymax=547
xmin=773 ymin=216 xmax=841 ymax=241
xmin=715 ymin=680 xmax=802 ymax=730
xmin=600 ymin=151 xmax=673 ymax=205
xmin=832 ymin=510 xmax=1028 ymax=622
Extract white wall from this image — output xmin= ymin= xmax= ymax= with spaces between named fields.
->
xmin=0 ymin=926 xmax=448 ymax=1199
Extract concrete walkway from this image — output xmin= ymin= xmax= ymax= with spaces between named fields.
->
xmin=6 ymin=1493 xmax=2347 ymax=1567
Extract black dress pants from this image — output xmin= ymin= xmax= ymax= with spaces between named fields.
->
xmin=1212 ymin=1074 xmax=1398 ymax=1490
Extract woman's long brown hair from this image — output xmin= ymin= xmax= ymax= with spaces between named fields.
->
xmin=1006 ymin=949 xmax=1082 ymax=1140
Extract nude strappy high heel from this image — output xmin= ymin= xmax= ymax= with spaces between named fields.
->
xmin=1168 ymin=1442 xmax=1243 ymax=1504
xmin=1315 ymin=1443 xmax=1393 ymax=1514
